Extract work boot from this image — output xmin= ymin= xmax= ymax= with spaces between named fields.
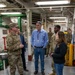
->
xmin=20 ymin=74 xmax=23 ymax=75
xmin=49 ymin=73 xmax=56 ymax=75
xmin=24 ymin=69 xmax=29 ymax=72
xmin=41 ymin=71 xmax=45 ymax=75
xmin=34 ymin=71 xmax=38 ymax=74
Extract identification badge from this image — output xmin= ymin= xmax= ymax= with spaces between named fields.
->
xmin=37 ymin=40 xmax=39 ymax=42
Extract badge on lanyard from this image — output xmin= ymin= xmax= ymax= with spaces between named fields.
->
xmin=37 ymin=40 xmax=39 ymax=42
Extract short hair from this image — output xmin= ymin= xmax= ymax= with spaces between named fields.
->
xmin=55 ymin=25 xmax=61 ymax=29
xmin=49 ymin=27 xmax=51 ymax=29
xmin=36 ymin=21 xmax=42 ymax=25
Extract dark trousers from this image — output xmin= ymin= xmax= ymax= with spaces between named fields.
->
xmin=21 ymin=50 xmax=26 ymax=70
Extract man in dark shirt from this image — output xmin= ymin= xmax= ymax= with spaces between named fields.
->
xmin=16 ymin=27 xmax=28 ymax=72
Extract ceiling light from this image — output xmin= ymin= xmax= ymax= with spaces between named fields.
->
xmin=1 ymin=12 xmax=21 ymax=15
xmin=49 ymin=17 xmax=66 ymax=19
xmin=35 ymin=0 xmax=70 ymax=5
xmin=0 ymin=4 xmax=6 ymax=7
xmin=54 ymin=20 xmax=66 ymax=22
xmin=50 ymin=7 xmax=52 ymax=11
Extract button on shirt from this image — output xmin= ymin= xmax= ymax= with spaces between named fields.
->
xmin=31 ymin=29 xmax=48 ymax=48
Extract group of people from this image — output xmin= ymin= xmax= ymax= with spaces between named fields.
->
xmin=31 ymin=21 xmax=67 ymax=75
xmin=6 ymin=21 xmax=68 ymax=75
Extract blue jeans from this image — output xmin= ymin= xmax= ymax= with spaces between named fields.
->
xmin=54 ymin=63 xmax=64 ymax=75
xmin=34 ymin=48 xmax=45 ymax=72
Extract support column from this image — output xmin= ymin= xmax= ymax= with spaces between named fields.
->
xmin=26 ymin=9 xmax=32 ymax=61
xmin=66 ymin=17 xmax=68 ymax=29
xmin=44 ymin=15 xmax=47 ymax=31
xmin=41 ymin=14 xmax=47 ymax=30
xmin=41 ymin=15 xmax=44 ymax=29
xmin=18 ymin=17 xmax=22 ymax=32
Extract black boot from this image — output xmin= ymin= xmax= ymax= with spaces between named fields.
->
xmin=41 ymin=71 xmax=45 ymax=75
xmin=34 ymin=71 xmax=38 ymax=74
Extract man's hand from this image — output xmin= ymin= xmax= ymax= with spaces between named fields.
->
xmin=20 ymin=44 xmax=24 ymax=48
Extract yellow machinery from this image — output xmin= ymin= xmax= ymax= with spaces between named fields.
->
xmin=64 ymin=31 xmax=74 ymax=66
xmin=68 ymin=44 xmax=73 ymax=66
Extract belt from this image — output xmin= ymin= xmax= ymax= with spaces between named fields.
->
xmin=34 ymin=46 xmax=43 ymax=48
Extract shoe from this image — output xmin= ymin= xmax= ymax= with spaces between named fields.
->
xmin=24 ymin=69 xmax=29 ymax=72
xmin=34 ymin=71 xmax=38 ymax=74
xmin=46 ymin=55 xmax=48 ymax=57
xmin=49 ymin=73 xmax=56 ymax=75
xmin=20 ymin=74 xmax=23 ymax=75
xmin=41 ymin=71 xmax=45 ymax=75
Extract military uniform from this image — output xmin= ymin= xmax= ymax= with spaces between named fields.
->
xmin=46 ymin=32 xmax=53 ymax=57
xmin=66 ymin=32 xmax=72 ymax=43
xmin=64 ymin=32 xmax=72 ymax=65
xmin=49 ymin=33 xmax=57 ymax=75
xmin=6 ymin=24 xmax=23 ymax=75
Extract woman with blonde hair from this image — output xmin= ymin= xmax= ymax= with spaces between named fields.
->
xmin=51 ymin=31 xmax=67 ymax=75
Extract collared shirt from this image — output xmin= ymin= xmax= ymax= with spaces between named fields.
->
xmin=31 ymin=29 xmax=48 ymax=48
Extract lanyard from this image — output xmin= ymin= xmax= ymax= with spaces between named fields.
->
xmin=37 ymin=31 xmax=40 ymax=40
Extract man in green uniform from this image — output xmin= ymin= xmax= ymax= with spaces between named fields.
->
xmin=64 ymin=28 xmax=72 ymax=65
xmin=46 ymin=28 xmax=53 ymax=57
xmin=49 ymin=25 xmax=61 ymax=75
xmin=6 ymin=23 xmax=24 ymax=75
xmin=66 ymin=28 xmax=72 ymax=43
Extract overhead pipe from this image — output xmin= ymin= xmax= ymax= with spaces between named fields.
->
xmin=30 ymin=4 xmax=75 ymax=9
xmin=0 ymin=4 xmax=75 ymax=11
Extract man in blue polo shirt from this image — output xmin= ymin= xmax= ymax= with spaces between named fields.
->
xmin=31 ymin=21 xmax=48 ymax=75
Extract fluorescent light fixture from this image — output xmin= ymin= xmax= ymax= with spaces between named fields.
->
xmin=1 ymin=12 xmax=21 ymax=15
xmin=50 ymin=7 xmax=52 ymax=11
xmin=0 ymin=4 xmax=6 ymax=7
xmin=49 ymin=17 xmax=66 ymax=19
xmin=35 ymin=0 xmax=70 ymax=5
xmin=54 ymin=20 xmax=66 ymax=22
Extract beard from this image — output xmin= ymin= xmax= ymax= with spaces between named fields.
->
xmin=54 ymin=31 xmax=58 ymax=34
